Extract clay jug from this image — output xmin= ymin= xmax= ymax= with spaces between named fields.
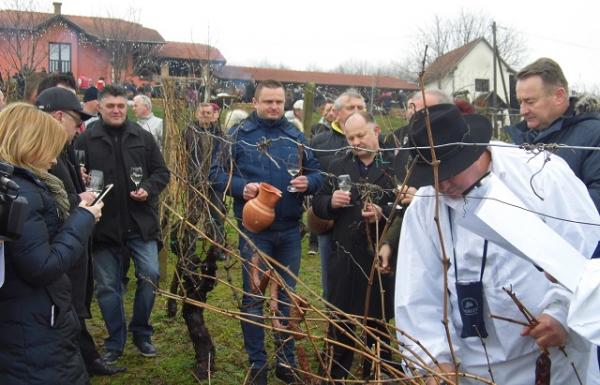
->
xmin=242 ymin=182 xmax=282 ymax=233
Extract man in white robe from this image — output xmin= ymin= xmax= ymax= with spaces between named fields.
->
xmin=395 ymin=103 xmax=600 ymax=385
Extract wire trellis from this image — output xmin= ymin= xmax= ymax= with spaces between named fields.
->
xmin=154 ymin=74 xmax=599 ymax=385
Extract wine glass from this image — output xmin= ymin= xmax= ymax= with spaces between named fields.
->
xmin=338 ymin=174 xmax=353 ymax=207
xmin=130 ymin=166 xmax=143 ymax=191
xmin=87 ymin=170 xmax=103 ymax=193
xmin=74 ymin=150 xmax=86 ymax=167
xmin=285 ymin=155 xmax=301 ymax=192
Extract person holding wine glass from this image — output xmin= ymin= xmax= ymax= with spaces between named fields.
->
xmin=210 ymin=80 xmax=322 ymax=385
xmin=309 ymin=89 xmax=366 ymax=299
xmin=36 ymin=87 xmax=127 ymax=376
xmin=284 ymin=154 xmax=302 ymax=192
xmin=74 ymin=85 xmax=169 ymax=364
xmin=130 ymin=166 xmax=143 ymax=192
xmin=312 ymin=111 xmax=399 ymax=382
xmin=36 ymin=87 xmax=95 ymax=207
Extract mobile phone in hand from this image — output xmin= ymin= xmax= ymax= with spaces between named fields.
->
xmin=91 ymin=184 xmax=114 ymax=205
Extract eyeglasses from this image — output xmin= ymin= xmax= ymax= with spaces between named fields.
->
xmin=62 ymin=110 xmax=82 ymax=125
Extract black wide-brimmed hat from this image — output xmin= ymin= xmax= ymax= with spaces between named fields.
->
xmin=408 ymin=103 xmax=492 ymax=187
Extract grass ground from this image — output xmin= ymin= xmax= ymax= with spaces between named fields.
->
xmin=89 ymin=234 xmax=326 ymax=385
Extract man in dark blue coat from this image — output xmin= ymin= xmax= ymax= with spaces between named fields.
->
xmin=210 ymin=80 xmax=322 ymax=385
xmin=506 ymin=57 xmax=600 ymax=212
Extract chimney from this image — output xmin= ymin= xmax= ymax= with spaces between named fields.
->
xmin=53 ymin=2 xmax=62 ymax=15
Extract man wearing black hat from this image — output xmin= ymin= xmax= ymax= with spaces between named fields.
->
xmin=36 ymin=87 xmax=127 ymax=377
xmin=394 ymin=104 xmax=599 ymax=384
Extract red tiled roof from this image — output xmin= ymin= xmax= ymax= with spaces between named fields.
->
xmin=424 ymin=38 xmax=484 ymax=83
xmin=215 ymin=65 xmax=417 ymax=90
xmin=0 ymin=10 xmax=49 ymax=29
xmin=158 ymin=42 xmax=225 ymax=62
xmin=64 ymin=15 xmax=164 ymax=43
xmin=0 ymin=10 xmax=164 ymax=43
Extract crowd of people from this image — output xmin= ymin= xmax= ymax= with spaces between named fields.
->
xmin=0 ymin=56 xmax=600 ymax=385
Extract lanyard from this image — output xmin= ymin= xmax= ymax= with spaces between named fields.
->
xmin=448 ymin=207 xmax=488 ymax=282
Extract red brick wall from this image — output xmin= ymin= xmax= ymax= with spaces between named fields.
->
xmin=0 ymin=21 xmax=133 ymax=85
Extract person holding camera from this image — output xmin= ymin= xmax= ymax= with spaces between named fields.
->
xmin=0 ymin=103 xmax=103 ymax=385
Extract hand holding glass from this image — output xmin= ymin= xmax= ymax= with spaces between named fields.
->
xmin=130 ymin=167 xmax=143 ymax=191
xmin=285 ymin=155 xmax=301 ymax=192
xmin=74 ymin=150 xmax=86 ymax=167
xmin=338 ymin=174 xmax=353 ymax=207
xmin=86 ymin=170 xmax=103 ymax=193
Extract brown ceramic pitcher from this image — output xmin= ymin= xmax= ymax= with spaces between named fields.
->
xmin=242 ymin=182 xmax=282 ymax=233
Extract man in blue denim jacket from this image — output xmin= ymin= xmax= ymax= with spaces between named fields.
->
xmin=210 ymin=80 xmax=322 ymax=385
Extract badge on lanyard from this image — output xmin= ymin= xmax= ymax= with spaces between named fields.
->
xmin=449 ymin=208 xmax=489 ymax=338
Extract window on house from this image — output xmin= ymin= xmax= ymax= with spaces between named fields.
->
xmin=49 ymin=43 xmax=71 ymax=73
xmin=475 ymin=78 xmax=490 ymax=92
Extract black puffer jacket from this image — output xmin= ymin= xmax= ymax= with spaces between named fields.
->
xmin=0 ymin=166 xmax=95 ymax=385
xmin=50 ymin=144 xmax=93 ymax=318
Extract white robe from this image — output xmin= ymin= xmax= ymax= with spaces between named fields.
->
xmin=395 ymin=145 xmax=600 ymax=385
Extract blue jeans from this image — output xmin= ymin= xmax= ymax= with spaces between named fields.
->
xmin=94 ymin=234 xmax=159 ymax=352
xmin=318 ymin=233 xmax=334 ymax=299
xmin=239 ymin=226 xmax=301 ymax=369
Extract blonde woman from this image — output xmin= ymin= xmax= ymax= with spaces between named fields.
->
xmin=0 ymin=103 xmax=103 ymax=385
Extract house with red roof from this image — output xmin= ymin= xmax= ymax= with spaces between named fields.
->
xmin=216 ymin=65 xmax=417 ymax=91
xmin=0 ymin=1 xmax=415 ymax=101
xmin=0 ymin=2 xmax=225 ymax=86
xmin=424 ymin=38 xmax=516 ymax=110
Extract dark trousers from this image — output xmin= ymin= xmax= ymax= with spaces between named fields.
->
xmin=326 ymin=317 xmax=392 ymax=381
xmin=79 ymin=317 xmax=101 ymax=365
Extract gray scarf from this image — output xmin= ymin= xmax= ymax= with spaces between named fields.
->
xmin=37 ymin=171 xmax=70 ymax=220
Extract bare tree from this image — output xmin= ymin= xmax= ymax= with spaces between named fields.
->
xmin=252 ymin=58 xmax=289 ymax=70
xmin=0 ymin=0 xmax=48 ymax=76
xmin=401 ymin=9 xmax=527 ymax=75
xmin=304 ymin=62 xmax=324 ymax=72
xmin=332 ymin=59 xmax=375 ymax=76
xmin=90 ymin=8 xmax=162 ymax=83
xmin=329 ymin=59 xmax=415 ymax=84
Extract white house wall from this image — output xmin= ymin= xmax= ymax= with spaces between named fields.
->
xmin=426 ymin=41 xmax=513 ymax=104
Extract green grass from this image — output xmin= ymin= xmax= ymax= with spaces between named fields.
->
xmin=89 ymin=233 xmax=325 ymax=385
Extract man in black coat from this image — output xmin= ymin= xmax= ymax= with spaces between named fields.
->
xmin=75 ymin=85 xmax=169 ymax=363
xmin=313 ymin=111 xmax=398 ymax=382
xmin=310 ymin=89 xmax=366 ymax=299
xmin=36 ymin=87 xmax=126 ymax=376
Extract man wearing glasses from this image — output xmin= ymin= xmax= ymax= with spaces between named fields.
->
xmin=36 ymin=87 xmax=127 ymax=377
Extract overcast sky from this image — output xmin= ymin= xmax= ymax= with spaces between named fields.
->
xmin=36 ymin=0 xmax=600 ymax=91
